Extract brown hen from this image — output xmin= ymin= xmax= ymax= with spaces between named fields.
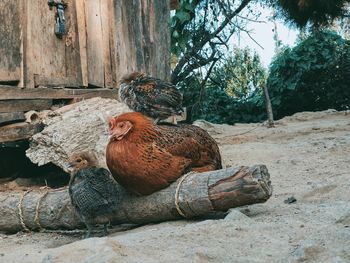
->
xmin=118 ymin=72 xmax=183 ymax=123
xmin=106 ymin=112 xmax=222 ymax=195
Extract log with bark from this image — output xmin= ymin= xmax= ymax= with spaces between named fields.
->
xmin=0 ymin=165 xmax=272 ymax=233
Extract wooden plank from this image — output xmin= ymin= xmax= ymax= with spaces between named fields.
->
xmin=0 ymin=112 xmax=25 ymax=125
xmin=26 ymin=0 xmax=81 ymax=88
xmin=113 ymin=0 xmax=171 ymax=83
xmin=0 ymin=122 xmax=44 ymax=143
xmin=101 ymin=0 xmax=116 ymax=88
xmin=0 ymin=100 xmax=52 ymax=113
xmin=75 ymin=0 xmax=89 ymax=87
xmin=64 ymin=0 xmax=83 ymax=86
xmin=0 ymin=86 xmax=119 ymax=100
xmin=34 ymin=75 xmax=80 ymax=87
xmin=0 ymin=0 xmax=22 ymax=83
xmin=0 ymin=71 xmax=21 ymax=83
xmin=18 ymin=0 xmax=26 ymax=88
xmin=85 ymin=0 xmax=105 ymax=87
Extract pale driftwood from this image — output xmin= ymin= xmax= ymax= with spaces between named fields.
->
xmin=26 ymin=98 xmax=131 ymax=170
xmin=0 ymin=165 xmax=272 ymax=233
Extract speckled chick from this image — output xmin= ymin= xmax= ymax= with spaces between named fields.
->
xmin=68 ymin=152 xmax=119 ymax=238
xmin=118 ymin=72 xmax=183 ymax=123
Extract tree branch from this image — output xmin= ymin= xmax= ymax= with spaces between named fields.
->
xmin=171 ymin=0 xmax=253 ymax=84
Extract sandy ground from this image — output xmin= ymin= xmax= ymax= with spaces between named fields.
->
xmin=0 ymin=109 xmax=349 ymax=262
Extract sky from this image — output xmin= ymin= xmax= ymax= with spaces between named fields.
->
xmin=230 ymin=7 xmax=298 ymax=68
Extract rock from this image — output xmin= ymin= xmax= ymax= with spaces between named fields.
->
xmin=224 ymin=209 xmax=253 ymax=222
xmin=336 ymin=214 xmax=350 ymax=227
xmin=289 ymin=240 xmax=323 ymax=262
xmin=284 ymin=196 xmax=297 ymax=204
xmin=193 ymin=120 xmax=225 ymax=135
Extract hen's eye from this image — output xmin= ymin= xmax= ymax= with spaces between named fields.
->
xmin=119 ymin=123 xmax=124 ymax=128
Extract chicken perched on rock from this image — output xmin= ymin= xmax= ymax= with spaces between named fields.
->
xmin=68 ymin=152 xmax=119 ymax=238
xmin=106 ymin=112 xmax=222 ymax=195
xmin=118 ymin=72 xmax=183 ymax=123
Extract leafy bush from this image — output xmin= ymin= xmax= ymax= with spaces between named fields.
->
xmin=267 ymin=30 xmax=350 ymax=119
xmin=180 ymin=76 xmax=267 ymax=125
xmin=272 ymin=0 xmax=350 ymax=28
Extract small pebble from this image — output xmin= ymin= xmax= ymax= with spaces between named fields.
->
xmin=284 ymin=196 xmax=297 ymax=204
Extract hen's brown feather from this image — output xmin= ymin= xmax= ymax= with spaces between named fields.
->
xmin=118 ymin=72 xmax=183 ymax=121
xmin=106 ymin=112 xmax=222 ymax=195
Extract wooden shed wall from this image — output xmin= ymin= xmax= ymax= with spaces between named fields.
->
xmin=0 ymin=0 xmax=171 ymax=89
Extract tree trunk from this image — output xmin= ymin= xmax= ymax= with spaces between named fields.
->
xmin=0 ymin=165 xmax=272 ymax=233
xmin=263 ymin=85 xmax=274 ymax=128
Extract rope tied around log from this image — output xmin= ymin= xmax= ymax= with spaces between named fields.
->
xmin=17 ymin=189 xmax=32 ymax=232
xmin=17 ymin=187 xmax=54 ymax=231
xmin=175 ymin=172 xmax=195 ymax=218
xmin=34 ymin=188 xmax=50 ymax=230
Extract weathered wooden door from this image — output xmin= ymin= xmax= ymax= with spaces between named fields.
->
xmin=77 ymin=0 xmax=116 ymax=88
xmin=0 ymin=0 xmax=22 ymax=85
xmin=26 ymin=0 xmax=83 ymax=88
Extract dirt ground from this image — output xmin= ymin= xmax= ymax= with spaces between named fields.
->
xmin=0 ymin=109 xmax=349 ymax=263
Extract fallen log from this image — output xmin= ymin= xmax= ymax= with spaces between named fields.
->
xmin=26 ymin=97 xmax=131 ymax=170
xmin=0 ymin=165 xmax=272 ymax=233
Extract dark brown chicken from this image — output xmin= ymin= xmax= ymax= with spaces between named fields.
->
xmin=68 ymin=152 xmax=119 ymax=238
xmin=118 ymin=72 xmax=183 ymax=123
xmin=106 ymin=112 xmax=222 ymax=195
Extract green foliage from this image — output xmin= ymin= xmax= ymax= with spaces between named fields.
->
xmin=212 ymin=48 xmax=267 ymax=99
xmin=271 ymin=0 xmax=350 ymax=28
xmin=267 ymin=30 xmax=350 ymax=119
xmin=180 ymin=48 xmax=268 ymax=124
xmin=171 ymin=0 xmax=200 ymax=56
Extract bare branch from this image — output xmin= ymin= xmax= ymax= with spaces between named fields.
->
xmin=171 ymin=0 xmax=253 ymax=84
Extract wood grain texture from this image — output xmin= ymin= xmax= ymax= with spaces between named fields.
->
xmin=26 ymin=0 xmax=81 ymax=88
xmin=0 ymin=112 xmax=25 ymax=125
xmin=113 ymin=0 xmax=171 ymax=82
xmin=0 ymin=165 xmax=272 ymax=233
xmin=0 ymin=99 xmax=52 ymax=113
xmin=0 ymin=86 xmax=119 ymax=100
xmin=85 ymin=0 xmax=104 ymax=87
xmin=75 ymin=0 xmax=89 ymax=87
xmin=0 ymin=0 xmax=170 ymax=88
xmin=0 ymin=0 xmax=22 ymax=82
xmin=0 ymin=122 xmax=44 ymax=143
